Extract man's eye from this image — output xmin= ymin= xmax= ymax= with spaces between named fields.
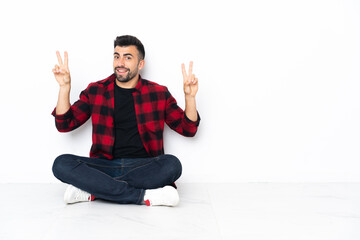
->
xmin=114 ymin=56 xmax=119 ymax=59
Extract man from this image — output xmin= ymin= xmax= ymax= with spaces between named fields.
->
xmin=51 ymin=35 xmax=200 ymax=207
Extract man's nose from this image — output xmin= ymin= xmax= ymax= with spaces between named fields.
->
xmin=116 ymin=57 xmax=125 ymax=67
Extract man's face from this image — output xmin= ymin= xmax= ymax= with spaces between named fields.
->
xmin=113 ymin=46 xmax=144 ymax=83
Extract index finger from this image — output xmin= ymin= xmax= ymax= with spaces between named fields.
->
xmin=56 ymin=51 xmax=63 ymax=65
xmin=64 ymin=51 xmax=68 ymax=67
xmin=181 ymin=63 xmax=188 ymax=79
xmin=188 ymin=61 xmax=193 ymax=77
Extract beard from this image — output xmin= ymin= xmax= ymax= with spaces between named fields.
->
xmin=114 ymin=67 xmax=139 ymax=83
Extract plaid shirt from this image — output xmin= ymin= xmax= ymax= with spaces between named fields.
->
xmin=52 ymin=74 xmax=200 ymax=159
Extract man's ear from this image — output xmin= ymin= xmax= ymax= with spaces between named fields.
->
xmin=138 ymin=59 xmax=145 ymax=71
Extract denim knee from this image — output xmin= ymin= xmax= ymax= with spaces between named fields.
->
xmin=52 ymin=154 xmax=77 ymax=181
xmin=163 ymin=154 xmax=182 ymax=179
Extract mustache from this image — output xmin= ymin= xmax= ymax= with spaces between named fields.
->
xmin=115 ymin=67 xmax=130 ymax=71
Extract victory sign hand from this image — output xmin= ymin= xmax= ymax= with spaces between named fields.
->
xmin=52 ymin=51 xmax=71 ymax=87
xmin=182 ymin=61 xmax=198 ymax=97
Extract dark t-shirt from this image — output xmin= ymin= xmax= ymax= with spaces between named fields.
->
xmin=113 ymin=84 xmax=149 ymax=159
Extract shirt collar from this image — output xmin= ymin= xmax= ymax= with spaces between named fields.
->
xmin=134 ymin=75 xmax=144 ymax=93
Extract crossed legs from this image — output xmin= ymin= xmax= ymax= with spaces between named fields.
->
xmin=52 ymin=154 xmax=182 ymax=205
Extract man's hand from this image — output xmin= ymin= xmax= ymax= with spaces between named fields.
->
xmin=182 ymin=61 xmax=198 ymax=122
xmin=53 ymin=51 xmax=71 ymax=87
xmin=53 ymin=51 xmax=71 ymax=115
xmin=182 ymin=61 xmax=198 ymax=98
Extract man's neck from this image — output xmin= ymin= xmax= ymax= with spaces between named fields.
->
xmin=115 ymin=75 xmax=139 ymax=89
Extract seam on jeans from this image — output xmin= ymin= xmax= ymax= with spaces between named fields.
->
xmin=137 ymin=189 xmax=145 ymax=205
xmin=119 ymin=157 xmax=159 ymax=167
xmin=71 ymin=161 xmax=83 ymax=170
xmin=115 ymin=159 xmax=160 ymax=180
xmin=76 ymin=159 xmax=122 ymax=169
xmin=75 ymin=159 xmax=124 ymax=179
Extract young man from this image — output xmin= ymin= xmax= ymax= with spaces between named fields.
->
xmin=51 ymin=35 xmax=200 ymax=206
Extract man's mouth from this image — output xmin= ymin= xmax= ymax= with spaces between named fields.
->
xmin=115 ymin=67 xmax=129 ymax=74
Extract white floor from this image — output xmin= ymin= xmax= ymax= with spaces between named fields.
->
xmin=1 ymin=183 xmax=360 ymax=240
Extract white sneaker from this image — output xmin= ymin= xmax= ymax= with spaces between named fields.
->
xmin=144 ymin=186 xmax=179 ymax=207
xmin=64 ymin=185 xmax=92 ymax=204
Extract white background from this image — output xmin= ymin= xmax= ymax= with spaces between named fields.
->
xmin=0 ymin=0 xmax=359 ymax=183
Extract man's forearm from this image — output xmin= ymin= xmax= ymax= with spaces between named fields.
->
xmin=56 ymin=85 xmax=71 ymax=115
xmin=185 ymin=95 xmax=198 ymax=122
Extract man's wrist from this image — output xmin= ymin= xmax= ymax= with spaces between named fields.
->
xmin=184 ymin=94 xmax=197 ymax=122
xmin=59 ymin=84 xmax=71 ymax=92
xmin=185 ymin=94 xmax=196 ymax=101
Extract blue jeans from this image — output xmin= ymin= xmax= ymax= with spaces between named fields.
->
xmin=52 ymin=154 xmax=182 ymax=204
